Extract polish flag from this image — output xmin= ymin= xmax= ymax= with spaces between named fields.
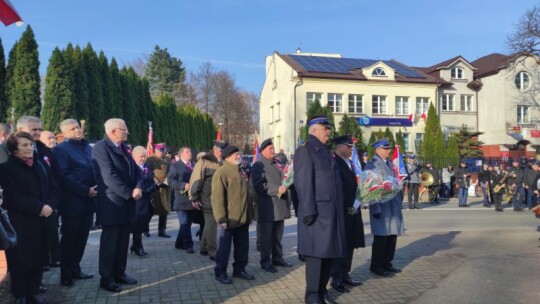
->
xmin=392 ymin=145 xmax=408 ymax=183
xmin=408 ymin=113 xmax=414 ymax=122
xmin=146 ymin=125 xmax=154 ymax=157
xmin=0 ymin=0 xmax=24 ymax=26
xmin=420 ymin=112 xmax=427 ymax=121
xmin=216 ymin=130 xmax=222 ymax=141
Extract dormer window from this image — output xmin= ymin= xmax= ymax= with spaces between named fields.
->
xmin=372 ymin=67 xmax=386 ymax=77
xmin=515 ymin=71 xmax=530 ymax=92
xmin=451 ymin=67 xmax=464 ymax=79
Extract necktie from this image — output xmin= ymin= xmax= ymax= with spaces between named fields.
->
xmin=350 ymin=160 xmax=355 ymax=172
xmin=186 ymin=161 xmax=192 ymax=170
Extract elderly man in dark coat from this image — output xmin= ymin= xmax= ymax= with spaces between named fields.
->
xmin=366 ymin=138 xmax=405 ymax=277
xmin=294 ymin=115 xmax=346 ymax=304
xmin=52 ymin=119 xmax=96 ymax=287
xmin=93 ymin=118 xmax=143 ymax=293
xmin=252 ymin=138 xmax=292 ymax=273
xmin=168 ymin=147 xmax=196 ymax=253
xmin=330 ymin=135 xmax=365 ymax=293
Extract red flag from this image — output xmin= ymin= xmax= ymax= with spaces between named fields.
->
xmin=0 ymin=0 xmax=23 ymax=26
xmin=420 ymin=112 xmax=427 ymax=121
xmin=252 ymin=139 xmax=260 ymax=165
xmin=392 ymin=145 xmax=408 ymax=183
xmin=216 ymin=130 xmax=222 ymax=141
xmin=146 ymin=126 xmax=154 ymax=157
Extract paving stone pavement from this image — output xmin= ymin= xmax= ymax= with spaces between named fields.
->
xmin=1 ymin=197 xmax=538 ymax=303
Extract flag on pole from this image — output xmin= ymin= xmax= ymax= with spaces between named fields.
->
xmin=216 ymin=130 xmax=222 ymax=141
xmin=420 ymin=112 xmax=427 ymax=121
xmin=392 ymin=145 xmax=408 ymax=182
xmin=146 ymin=124 xmax=154 ymax=157
xmin=0 ymin=0 xmax=23 ymax=26
xmin=252 ymin=139 xmax=260 ymax=165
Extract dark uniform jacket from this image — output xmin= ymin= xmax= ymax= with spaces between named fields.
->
xmin=52 ymin=138 xmax=96 ymax=217
xmin=293 ymin=135 xmax=346 ymax=258
xmin=455 ymin=166 xmax=471 ymax=188
xmin=0 ymin=156 xmax=57 ymax=272
xmin=490 ymin=170 xmax=507 ymax=194
xmin=507 ymin=166 xmax=523 ymax=186
xmin=251 ymin=156 xmax=291 ymax=222
xmin=523 ymin=167 xmax=539 ymax=188
xmin=92 ymin=136 xmax=142 ymax=226
xmin=334 ymin=154 xmax=365 ymax=249
xmin=478 ymin=168 xmax=491 ymax=184
xmin=168 ymin=160 xmax=194 ymax=211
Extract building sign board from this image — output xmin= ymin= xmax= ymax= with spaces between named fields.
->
xmin=356 ymin=116 xmax=413 ymax=127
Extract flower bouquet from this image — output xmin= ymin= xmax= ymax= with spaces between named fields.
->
xmin=277 ymin=161 xmax=294 ymax=198
xmin=356 ymin=170 xmax=403 ymax=205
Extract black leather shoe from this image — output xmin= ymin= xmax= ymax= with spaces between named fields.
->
xmin=130 ymin=247 xmax=148 ymax=257
xmin=320 ymin=294 xmax=338 ymax=304
xmin=26 ymin=295 xmax=46 ymax=304
xmin=38 ymin=285 xmax=47 ymax=293
xmin=73 ymin=272 xmax=94 ymax=280
xmin=114 ymin=275 xmax=138 ymax=285
xmin=370 ymin=267 xmax=390 ymax=276
xmin=209 ymin=256 xmax=216 ymax=261
xmin=272 ymin=260 xmax=293 ymax=267
xmin=343 ymin=276 xmax=362 ymax=286
xmin=385 ymin=266 xmax=402 ymax=273
xmin=215 ymin=274 xmax=232 ymax=284
xmin=49 ymin=261 xmax=61 ymax=267
xmin=298 ymin=254 xmax=306 ymax=262
xmin=186 ymin=247 xmax=195 ymax=254
xmin=60 ymin=276 xmax=74 ymax=287
xmin=158 ymin=232 xmax=171 ymax=238
xmin=261 ymin=264 xmax=278 ymax=273
xmin=232 ymin=270 xmax=255 ymax=280
xmin=331 ymin=281 xmax=350 ymax=293
xmin=100 ymin=281 xmax=122 ymax=292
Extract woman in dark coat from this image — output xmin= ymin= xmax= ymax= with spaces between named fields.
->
xmin=0 ymin=132 xmax=56 ymax=304
xmin=130 ymin=146 xmax=156 ymax=257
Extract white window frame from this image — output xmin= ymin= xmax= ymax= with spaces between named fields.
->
xmin=460 ymin=95 xmax=474 ymax=112
xmin=306 ymin=92 xmax=322 ymax=109
xmin=348 ymin=94 xmax=363 ymax=114
xmin=402 ymin=133 xmax=409 ymax=151
xmin=372 ymin=95 xmax=387 ymax=114
xmin=416 ymin=97 xmax=429 ymax=115
xmin=441 ymin=94 xmax=455 ymax=111
xmin=451 ymin=67 xmax=464 ymax=79
xmin=395 ymin=96 xmax=409 ymax=115
xmin=515 ymin=71 xmax=531 ymax=92
xmin=517 ymin=105 xmax=530 ymax=124
xmin=327 ymin=93 xmax=343 ymax=113
xmin=372 ymin=67 xmax=386 ymax=77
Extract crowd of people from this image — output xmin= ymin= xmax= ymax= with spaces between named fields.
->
xmin=3 ymin=113 xmax=537 ymax=304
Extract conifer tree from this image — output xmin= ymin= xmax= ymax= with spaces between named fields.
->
xmin=396 ymin=129 xmax=406 ymax=151
xmin=338 ymin=114 xmax=366 ymax=152
xmin=109 ymin=58 xmax=123 ymax=118
xmin=0 ymin=38 xmax=6 ymax=122
xmin=83 ymin=44 xmax=104 ymax=139
xmin=367 ymin=132 xmax=377 ymax=158
xmin=446 ymin=134 xmax=460 ymax=167
xmin=421 ymin=103 xmax=444 ymax=163
xmin=68 ymin=45 xmax=90 ymax=124
xmin=145 ymin=45 xmax=186 ymax=100
xmin=4 ymin=41 xmax=17 ymax=122
xmin=11 ymin=26 xmax=41 ymax=119
xmin=42 ymin=48 xmax=76 ymax=133
xmin=384 ymin=127 xmax=395 ymax=147
xmin=98 ymin=51 xmax=113 ymax=120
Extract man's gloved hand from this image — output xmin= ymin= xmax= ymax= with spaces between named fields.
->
xmin=373 ymin=213 xmax=381 ymax=219
xmin=303 ymin=215 xmax=317 ymax=226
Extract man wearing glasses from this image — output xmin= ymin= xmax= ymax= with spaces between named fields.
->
xmin=365 ymin=138 xmax=404 ymax=277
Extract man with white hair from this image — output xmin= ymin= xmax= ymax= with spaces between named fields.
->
xmin=92 ymin=118 xmax=142 ymax=293
xmin=40 ymin=130 xmax=57 ymax=149
xmin=52 ymin=119 xmax=96 ymax=287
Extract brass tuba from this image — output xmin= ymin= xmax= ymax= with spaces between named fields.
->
xmin=420 ymin=172 xmax=434 ymax=187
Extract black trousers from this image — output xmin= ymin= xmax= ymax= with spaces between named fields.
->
xmin=44 ymin=211 xmax=61 ymax=264
xmin=214 ymin=223 xmax=249 ymax=276
xmin=60 ymin=213 xmax=93 ymax=278
xmin=371 ymin=235 xmax=397 ymax=269
xmin=158 ymin=215 xmax=167 ymax=232
xmin=10 ymin=268 xmax=43 ymax=297
xmin=259 ymin=220 xmax=285 ymax=266
xmin=305 ymin=256 xmax=332 ymax=303
xmin=430 ymin=185 xmax=441 ymax=202
xmin=493 ymin=193 xmax=503 ymax=211
xmin=99 ymin=224 xmax=130 ymax=284
xmin=331 ymin=246 xmax=353 ymax=281
xmin=408 ymin=183 xmax=419 ymax=207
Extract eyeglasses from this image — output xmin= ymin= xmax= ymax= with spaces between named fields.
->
xmin=114 ymin=128 xmax=128 ymax=132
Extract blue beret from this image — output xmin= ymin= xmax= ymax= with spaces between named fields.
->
xmin=307 ymin=115 xmax=331 ymax=127
xmin=372 ymin=137 xmax=391 ymax=149
xmin=409 ymin=154 xmax=416 ymax=159
xmin=362 ymin=152 xmax=368 ymax=157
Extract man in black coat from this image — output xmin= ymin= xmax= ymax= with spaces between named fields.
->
xmin=0 ymin=123 xmax=12 ymax=164
xmin=52 ymin=119 xmax=97 ymax=286
xmin=93 ymin=118 xmax=143 ymax=293
xmin=294 ymin=115 xmax=346 ymax=304
xmin=330 ymin=135 xmax=365 ymax=293
xmin=168 ymin=147 xmax=196 ymax=252
xmin=252 ymin=138 xmax=292 ymax=273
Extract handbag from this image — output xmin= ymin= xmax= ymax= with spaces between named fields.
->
xmin=0 ymin=206 xmax=17 ymax=250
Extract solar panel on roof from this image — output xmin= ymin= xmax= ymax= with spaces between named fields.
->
xmin=289 ymin=55 xmax=424 ymax=78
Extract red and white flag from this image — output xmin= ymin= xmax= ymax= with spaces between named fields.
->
xmin=146 ymin=125 xmax=154 ymax=157
xmin=420 ymin=112 xmax=427 ymax=121
xmin=0 ymin=0 xmax=24 ymax=26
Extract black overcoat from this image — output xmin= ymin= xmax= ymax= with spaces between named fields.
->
xmin=132 ymin=163 xmax=155 ymax=232
xmin=0 ymin=156 xmax=57 ymax=272
xmin=293 ymin=135 xmax=346 ymax=258
xmin=334 ymin=154 xmax=365 ymax=249
xmin=168 ymin=160 xmax=194 ymax=211
xmin=92 ymin=136 xmax=142 ymax=226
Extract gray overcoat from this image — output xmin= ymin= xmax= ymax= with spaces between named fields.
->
xmin=365 ymin=155 xmax=405 ymax=236
xmin=251 ymin=156 xmax=291 ymax=222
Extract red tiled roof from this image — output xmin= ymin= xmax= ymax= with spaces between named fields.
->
xmin=471 ymin=53 xmax=512 ymax=78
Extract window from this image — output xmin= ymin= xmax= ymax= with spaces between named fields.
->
xmin=372 ymin=67 xmax=386 ymax=77
xmin=402 ymin=133 xmax=409 ymax=151
xmin=276 ymin=102 xmax=281 ymax=121
xmin=441 ymin=94 xmax=455 ymax=111
xmin=415 ymin=133 xmax=424 ymax=151
xmin=306 ymin=92 xmax=322 ymax=109
xmin=348 ymin=94 xmax=363 ymax=114
xmin=515 ymin=71 xmax=531 ymax=92
xmin=328 ymin=93 xmax=343 ymax=113
xmin=395 ymin=96 xmax=409 ymax=115
xmin=416 ymin=97 xmax=429 ymax=115
xmin=460 ymin=95 xmax=474 ymax=112
xmin=270 ymin=106 xmax=274 ymax=123
xmin=517 ymin=105 xmax=530 ymax=124
xmin=451 ymin=67 xmax=464 ymax=79
xmin=372 ymin=95 xmax=387 ymax=114
xmin=276 ymin=135 xmax=281 ymax=150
